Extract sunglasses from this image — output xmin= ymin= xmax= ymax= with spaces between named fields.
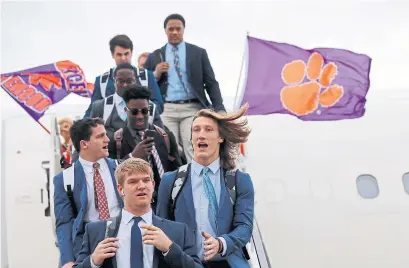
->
xmin=124 ymin=106 xmax=150 ymax=115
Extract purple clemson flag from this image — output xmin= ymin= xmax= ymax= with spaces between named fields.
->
xmin=238 ymin=36 xmax=371 ymax=120
xmin=1 ymin=60 xmax=94 ymax=121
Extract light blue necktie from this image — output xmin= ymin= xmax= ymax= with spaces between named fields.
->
xmin=202 ymin=166 xmax=218 ymax=233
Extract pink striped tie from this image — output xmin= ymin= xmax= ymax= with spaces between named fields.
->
xmin=139 ymin=131 xmax=164 ymax=178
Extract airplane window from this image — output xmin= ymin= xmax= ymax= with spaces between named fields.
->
xmin=402 ymin=172 xmax=409 ymax=195
xmin=356 ymin=174 xmax=379 ymax=199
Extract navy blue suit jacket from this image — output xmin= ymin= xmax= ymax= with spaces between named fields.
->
xmin=73 ymin=213 xmax=203 ymax=268
xmin=156 ymin=168 xmax=254 ymax=267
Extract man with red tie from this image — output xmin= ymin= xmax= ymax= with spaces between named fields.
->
xmin=110 ymin=84 xmax=182 ymax=211
xmin=53 ymin=118 xmax=124 ymax=268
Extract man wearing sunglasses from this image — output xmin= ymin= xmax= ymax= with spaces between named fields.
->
xmin=86 ymin=63 xmax=164 ymax=160
xmin=111 ymin=84 xmax=182 ymax=210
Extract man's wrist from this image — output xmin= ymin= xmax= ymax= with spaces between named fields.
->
xmin=162 ymin=241 xmax=173 ymax=256
xmin=216 ymin=238 xmax=223 ymax=253
xmin=90 ymin=256 xmax=101 ymax=268
xmin=217 ymin=237 xmax=227 ymax=256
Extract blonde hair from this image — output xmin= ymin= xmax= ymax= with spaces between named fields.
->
xmin=193 ymin=103 xmax=251 ymax=170
xmin=138 ymin=52 xmax=150 ymax=61
xmin=58 ymin=117 xmax=73 ymax=126
xmin=115 ymin=158 xmax=154 ymax=186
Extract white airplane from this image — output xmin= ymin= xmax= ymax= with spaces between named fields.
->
xmin=2 ymin=88 xmax=409 ymax=268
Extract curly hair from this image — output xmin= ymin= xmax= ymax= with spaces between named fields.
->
xmin=193 ymin=103 xmax=251 ymax=170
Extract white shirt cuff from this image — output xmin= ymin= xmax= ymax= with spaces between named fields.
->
xmin=218 ymin=237 xmax=227 ymax=256
xmin=162 ymin=243 xmax=172 ymax=256
xmin=90 ymin=257 xmax=101 ymax=268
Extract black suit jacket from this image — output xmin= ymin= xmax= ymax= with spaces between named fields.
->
xmin=144 ymin=42 xmax=226 ymax=112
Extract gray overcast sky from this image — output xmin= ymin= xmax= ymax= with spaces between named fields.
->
xmin=1 ymin=0 xmax=408 ymax=112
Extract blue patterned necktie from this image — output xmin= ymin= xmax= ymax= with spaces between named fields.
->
xmin=171 ymin=46 xmax=190 ymax=97
xmin=130 ymin=216 xmax=143 ymax=268
xmin=202 ymin=166 xmax=218 ymax=233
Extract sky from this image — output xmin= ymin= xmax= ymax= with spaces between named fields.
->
xmin=1 ymin=0 xmax=409 ymax=114
xmin=1 ymin=0 xmax=408 ymax=188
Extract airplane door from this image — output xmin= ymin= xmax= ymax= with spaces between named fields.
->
xmin=2 ymin=115 xmax=59 ymax=267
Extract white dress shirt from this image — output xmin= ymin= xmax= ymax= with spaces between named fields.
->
xmin=79 ymin=157 xmax=121 ymax=222
xmin=91 ymin=209 xmax=159 ymax=268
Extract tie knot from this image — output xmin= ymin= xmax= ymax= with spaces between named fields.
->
xmin=202 ymin=166 xmax=210 ymax=175
xmin=172 ymin=46 xmax=178 ymax=52
xmin=93 ymin=162 xmax=100 ymax=169
xmin=133 ymin=216 xmax=143 ymax=224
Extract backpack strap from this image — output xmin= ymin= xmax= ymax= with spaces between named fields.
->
xmin=153 ymin=125 xmax=170 ymax=154
xmin=99 ymin=68 xmax=113 ymax=99
xmin=224 ymin=169 xmax=237 ymax=205
xmin=103 ymin=95 xmax=115 ymax=122
xmin=136 ymin=67 xmax=149 ymax=88
xmin=104 ymin=214 xmax=122 ymax=238
xmin=148 ymin=101 xmax=156 ymax=125
xmin=169 ymin=164 xmax=190 ymax=221
xmin=62 ymin=165 xmax=78 ymax=217
xmin=114 ymin=128 xmax=124 ymax=159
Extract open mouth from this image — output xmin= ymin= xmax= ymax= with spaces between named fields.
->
xmin=198 ymin=142 xmax=208 ymax=149
xmin=102 ymin=145 xmax=108 ymax=150
xmin=137 ymin=193 xmax=147 ymax=197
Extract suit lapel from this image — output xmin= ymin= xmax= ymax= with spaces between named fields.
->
xmin=218 ymin=169 xmax=233 ymax=236
xmin=75 ymin=161 xmax=88 ymax=210
xmin=218 ymin=169 xmax=228 ymax=214
xmin=185 ymin=43 xmax=193 ymax=79
xmin=123 ymin=127 xmax=137 ymax=150
xmin=152 ymin=215 xmax=165 ymax=268
xmin=182 ymin=172 xmax=196 ymax=223
xmin=106 ymin=255 xmax=117 ymax=268
xmin=105 ymin=158 xmax=123 ymax=208
xmin=160 ymin=45 xmax=166 ymax=61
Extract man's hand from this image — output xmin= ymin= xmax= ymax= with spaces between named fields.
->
xmin=141 ymin=224 xmax=173 ymax=252
xmin=91 ymin=237 xmax=119 ymax=266
xmin=62 ymin=262 xmax=74 ymax=268
xmin=154 ymin=62 xmax=170 ymax=78
xmin=202 ymin=232 xmax=220 ymax=261
xmin=131 ymin=137 xmax=154 ymax=159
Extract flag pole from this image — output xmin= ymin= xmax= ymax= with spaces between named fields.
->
xmin=37 ymin=120 xmax=51 ymax=134
xmin=233 ymin=31 xmax=249 ymax=111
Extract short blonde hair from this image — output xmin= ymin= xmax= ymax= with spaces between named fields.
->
xmin=58 ymin=117 xmax=73 ymax=126
xmin=115 ymin=158 xmax=153 ymax=186
xmin=138 ymin=52 xmax=150 ymax=61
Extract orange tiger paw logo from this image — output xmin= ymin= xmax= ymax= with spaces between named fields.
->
xmin=280 ymin=52 xmax=344 ymax=116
